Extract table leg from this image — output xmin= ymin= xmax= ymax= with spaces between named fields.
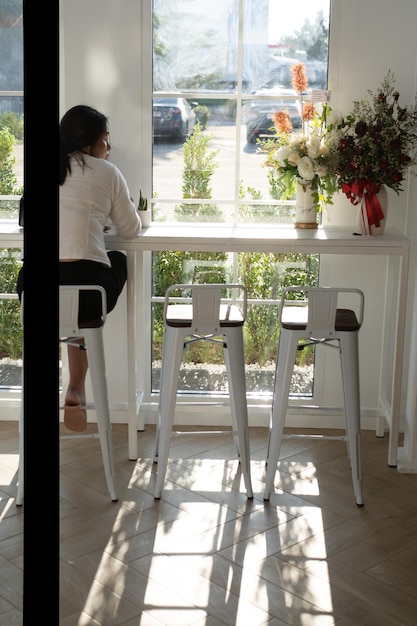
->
xmin=126 ymin=250 xmax=138 ymax=460
xmin=387 ymin=251 xmax=409 ymax=467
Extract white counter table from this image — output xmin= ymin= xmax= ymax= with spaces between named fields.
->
xmin=2 ymin=221 xmax=411 ymax=468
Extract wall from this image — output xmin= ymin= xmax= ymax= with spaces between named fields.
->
xmin=326 ymin=0 xmax=417 ymax=469
xmin=60 ymin=0 xmax=143 ymax=198
xmin=59 ymin=0 xmax=417 ymax=451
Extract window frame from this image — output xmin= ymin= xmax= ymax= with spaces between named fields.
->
xmin=141 ymin=0 xmax=333 ymax=407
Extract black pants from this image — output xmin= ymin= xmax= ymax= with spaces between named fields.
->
xmin=17 ymin=251 xmax=127 ymax=322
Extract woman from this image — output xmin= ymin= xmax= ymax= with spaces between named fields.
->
xmin=18 ymin=104 xmax=142 ymax=431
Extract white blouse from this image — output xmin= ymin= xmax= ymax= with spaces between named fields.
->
xmin=60 ymin=154 xmax=141 ymax=266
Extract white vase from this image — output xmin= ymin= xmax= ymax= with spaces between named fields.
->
xmin=295 ymin=181 xmax=318 ymax=229
xmin=139 ymin=210 xmax=151 ymax=228
xmin=356 ymin=185 xmax=388 ymax=236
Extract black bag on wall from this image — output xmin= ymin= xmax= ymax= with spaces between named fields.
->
xmin=18 ymin=195 xmax=24 ymax=227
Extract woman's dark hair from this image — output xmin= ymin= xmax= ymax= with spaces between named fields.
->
xmin=60 ymin=105 xmax=109 ymax=185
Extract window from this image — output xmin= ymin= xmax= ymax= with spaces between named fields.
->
xmin=149 ymin=0 xmax=331 ymax=398
xmin=0 ymin=0 xmax=24 ymax=388
xmin=151 ymin=0 xmax=330 ymax=222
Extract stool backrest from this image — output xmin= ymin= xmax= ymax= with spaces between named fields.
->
xmin=280 ymin=286 xmax=364 ymax=338
xmin=59 ymin=285 xmax=107 ymax=336
xmin=164 ymin=283 xmax=247 ymax=334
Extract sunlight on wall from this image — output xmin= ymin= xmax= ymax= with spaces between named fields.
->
xmin=86 ymin=46 xmax=119 ymax=96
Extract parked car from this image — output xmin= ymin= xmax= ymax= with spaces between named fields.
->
xmin=244 ymin=88 xmax=302 ymax=144
xmin=153 ymin=97 xmax=197 ymax=140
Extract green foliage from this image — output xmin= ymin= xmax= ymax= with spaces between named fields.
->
xmin=138 ymin=189 xmax=148 ymax=210
xmin=151 ymin=123 xmax=226 ymax=362
xmin=267 ymin=167 xmax=296 ymax=201
xmin=238 ymin=181 xmax=292 ymax=223
xmin=153 ymin=136 xmax=319 ymax=371
xmin=0 ymin=197 xmax=20 ymax=219
xmin=0 ymin=111 xmax=24 ymax=141
xmin=0 ymin=249 xmax=22 ymax=360
xmin=154 ymin=124 xmax=227 ymax=361
xmin=238 ymin=251 xmax=318 ymax=365
xmin=152 ymin=250 xmax=229 ymax=297
xmin=152 ymin=250 xmax=229 ymax=364
xmin=334 ymin=70 xmax=417 ymax=194
xmin=175 ymin=122 xmax=223 ymax=221
xmin=0 ymin=127 xmax=22 ymax=195
xmin=0 ymin=119 xmax=24 ymax=364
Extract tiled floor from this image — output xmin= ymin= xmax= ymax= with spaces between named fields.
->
xmin=1 ymin=420 xmax=417 ymax=625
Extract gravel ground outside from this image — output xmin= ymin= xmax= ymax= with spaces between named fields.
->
xmin=1 ymin=359 xmax=313 ymax=395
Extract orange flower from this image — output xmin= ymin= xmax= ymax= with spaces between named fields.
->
xmin=273 ymin=110 xmax=293 ymax=133
xmin=291 ymin=62 xmax=308 ymax=94
xmin=302 ymin=102 xmax=315 ymax=121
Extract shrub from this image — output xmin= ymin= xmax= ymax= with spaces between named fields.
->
xmin=0 ymin=249 xmax=22 ymax=360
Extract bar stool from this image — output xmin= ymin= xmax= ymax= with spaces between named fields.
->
xmin=153 ymin=283 xmax=253 ymax=500
xmin=264 ymin=286 xmax=365 ymax=506
xmin=16 ymin=285 xmax=118 ymax=505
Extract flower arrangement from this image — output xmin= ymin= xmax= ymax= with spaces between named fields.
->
xmin=332 ymin=70 xmax=417 ymax=203
xmin=261 ymin=62 xmax=339 ymax=212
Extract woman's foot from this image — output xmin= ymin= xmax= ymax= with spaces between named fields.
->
xmin=64 ymin=387 xmax=87 ymax=431
xmin=63 ymin=405 xmax=87 ymax=432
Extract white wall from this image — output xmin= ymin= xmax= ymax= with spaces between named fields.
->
xmin=60 ymin=0 xmax=143 ymax=200
xmin=325 ymin=0 xmax=417 ymax=466
xmin=325 ymin=0 xmax=417 ymax=237
xmin=59 ymin=0 xmax=417 ymax=446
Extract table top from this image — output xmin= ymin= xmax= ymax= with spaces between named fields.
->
xmin=0 ymin=220 xmax=409 ymax=255
xmin=105 ymin=223 xmax=410 ymax=255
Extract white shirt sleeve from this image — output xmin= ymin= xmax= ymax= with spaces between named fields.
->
xmin=60 ymin=155 xmax=142 ymax=265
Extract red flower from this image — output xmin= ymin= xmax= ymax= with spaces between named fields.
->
xmin=335 ymin=71 xmax=417 ymax=195
xmin=391 ymin=171 xmax=403 ymax=183
xmin=355 ymin=121 xmax=367 ymax=137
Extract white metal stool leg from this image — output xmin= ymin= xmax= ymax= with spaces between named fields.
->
xmin=16 ymin=398 xmax=23 ymax=506
xmin=153 ymin=283 xmax=252 ymax=500
xmin=264 ymin=329 xmax=300 ymax=501
xmin=264 ymin=286 xmax=365 ymax=506
xmin=154 ymin=326 xmax=187 ymax=499
xmin=223 ymin=326 xmax=253 ymax=498
xmin=84 ymin=328 xmax=118 ymax=502
xmin=16 ymin=286 xmax=119 ymax=505
xmin=339 ymin=332 xmax=363 ymax=506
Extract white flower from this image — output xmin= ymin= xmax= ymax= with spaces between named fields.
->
xmin=287 ymin=151 xmax=300 ymax=166
xmin=307 ymin=136 xmax=321 ymax=158
xmin=290 ymin=134 xmax=307 ymax=147
xmin=315 ymin=164 xmax=328 ymax=177
xmin=297 ymin=156 xmax=315 ymax=180
xmin=274 ymin=145 xmax=292 ymax=167
xmin=325 ymin=129 xmax=342 ymax=149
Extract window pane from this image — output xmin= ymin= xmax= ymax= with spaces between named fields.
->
xmin=0 ymin=0 xmax=23 ymax=387
xmin=151 ymin=0 xmax=329 ymax=396
xmin=151 ymin=250 xmax=318 ymax=396
xmin=0 ymin=0 xmax=24 ymax=176
xmin=152 ymin=0 xmax=330 ymax=223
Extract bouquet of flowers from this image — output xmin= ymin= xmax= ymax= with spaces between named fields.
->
xmin=332 ymin=71 xmax=417 ymax=215
xmin=261 ymin=63 xmax=339 ymax=213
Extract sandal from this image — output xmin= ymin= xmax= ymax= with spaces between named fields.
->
xmin=63 ymin=405 xmax=87 ymax=432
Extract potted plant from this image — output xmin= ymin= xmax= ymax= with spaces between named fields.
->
xmin=332 ymin=70 xmax=417 ymax=235
xmin=138 ymin=189 xmax=151 ymax=227
xmin=261 ymin=62 xmax=339 ymax=229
